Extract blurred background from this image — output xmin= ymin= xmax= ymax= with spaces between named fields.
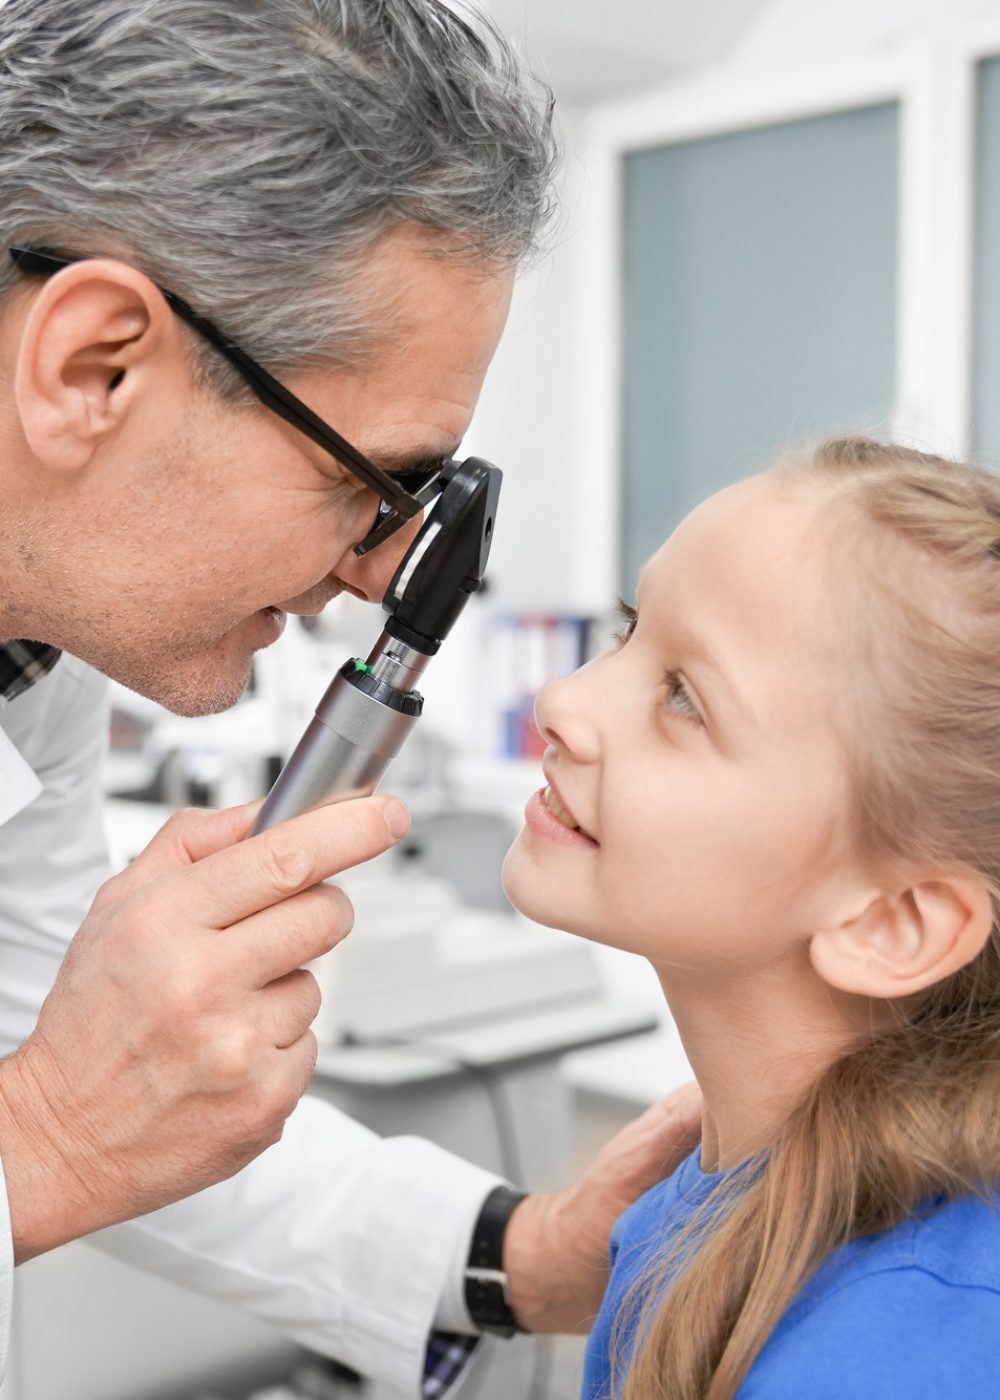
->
xmin=8 ymin=0 xmax=1000 ymax=1396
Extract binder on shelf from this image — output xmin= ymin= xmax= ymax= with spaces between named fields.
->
xmin=485 ymin=614 xmax=599 ymax=760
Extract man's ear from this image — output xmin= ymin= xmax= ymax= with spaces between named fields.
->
xmin=810 ymin=874 xmax=994 ymax=999
xmin=13 ymin=258 xmax=178 ymax=472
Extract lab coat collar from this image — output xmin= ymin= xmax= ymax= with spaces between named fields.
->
xmin=0 ymin=724 xmax=42 ymax=828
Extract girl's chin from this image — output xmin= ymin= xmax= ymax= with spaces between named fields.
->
xmin=501 ymin=838 xmax=581 ymax=932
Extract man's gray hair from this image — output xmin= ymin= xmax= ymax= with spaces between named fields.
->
xmin=0 ymin=0 xmax=556 ymax=396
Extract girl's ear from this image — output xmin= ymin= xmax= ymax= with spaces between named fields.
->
xmin=810 ymin=874 xmax=994 ymax=999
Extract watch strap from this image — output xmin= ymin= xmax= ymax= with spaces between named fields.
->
xmin=463 ymin=1185 xmax=528 ymax=1338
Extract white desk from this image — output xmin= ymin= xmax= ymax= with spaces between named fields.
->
xmin=310 ymin=996 xmax=655 ymax=1400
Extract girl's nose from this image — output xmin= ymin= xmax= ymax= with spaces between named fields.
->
xmin=534 ymin=669 xmax=602 ymax=764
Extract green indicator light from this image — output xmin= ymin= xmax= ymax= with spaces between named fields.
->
xmin=353 ymin=661 xmax=372 ymax=674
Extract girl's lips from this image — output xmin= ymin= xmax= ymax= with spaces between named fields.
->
xmin=524 ymin=788 xmax=599 ymax=849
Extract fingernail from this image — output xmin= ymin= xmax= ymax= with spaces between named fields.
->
xmin=383 ymin=798 xmax=410 ymax=841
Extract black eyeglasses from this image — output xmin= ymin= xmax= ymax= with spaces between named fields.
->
xmin=8 ymin=246 xmax=447 ymax=556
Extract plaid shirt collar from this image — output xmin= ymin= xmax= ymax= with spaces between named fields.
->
xmin=423 ymin=1333 xmax=478 ymax=1398
xmin=0 ymin=641 xmax=62 ymax=707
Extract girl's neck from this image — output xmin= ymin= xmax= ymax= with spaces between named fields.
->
xmin=655 ymin=955 xmax=888 ymax=1172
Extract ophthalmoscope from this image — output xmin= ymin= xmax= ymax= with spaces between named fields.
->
xmin=252 ymin=458 xmax=502 ymax=834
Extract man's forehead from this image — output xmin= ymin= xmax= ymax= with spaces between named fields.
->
xmin=288 ymin=237 xmax=514 ymax=476
xmin=372 ymin=237 xmax=512 ymax=387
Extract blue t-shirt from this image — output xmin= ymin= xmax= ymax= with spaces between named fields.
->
xmin=582 ymin=1146 xmax=1000 ymax=1399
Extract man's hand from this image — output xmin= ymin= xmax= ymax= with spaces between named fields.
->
xmin=0 ymin=793 xmax=410 ymax=1264
xmin=503 ymin=1082 xmax=702 ymax=1333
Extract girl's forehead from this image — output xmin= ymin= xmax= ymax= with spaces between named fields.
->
xmin=646 ymin=474 xmax=841 ymax=718
xmin=656 ymin=474 xmax=828 ymax=596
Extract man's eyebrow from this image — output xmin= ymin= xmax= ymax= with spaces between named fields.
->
xmin=372 ymin=443 xmax=462 ymax=476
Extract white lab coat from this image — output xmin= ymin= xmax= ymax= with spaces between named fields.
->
xmin=0 ymin=655 xmax=499 ymax=1395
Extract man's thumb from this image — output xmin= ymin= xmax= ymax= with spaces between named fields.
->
xmin=96 ymin=800 xmax=265 ymax=906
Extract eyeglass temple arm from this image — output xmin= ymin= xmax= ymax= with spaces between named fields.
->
xmin=8 ymin=245 xmax=420 ymax=519
xmin=161 ymin=303 xmax=421 ymax=516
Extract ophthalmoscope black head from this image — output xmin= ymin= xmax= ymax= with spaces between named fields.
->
xmin=252 ymin=458 xmax=502 ymax=834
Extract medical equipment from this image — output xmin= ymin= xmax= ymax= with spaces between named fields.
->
xmin=252 ymin=457 xmax=501 ymax=833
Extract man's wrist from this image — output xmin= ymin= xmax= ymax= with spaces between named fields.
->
xmin=502 ymin=1187 xmax=608 ymax=1336
xmin=502 ymin=1191 xmax=572 ymax=1334
xmin=0 ymin=1042 xmax=100 ymax=1262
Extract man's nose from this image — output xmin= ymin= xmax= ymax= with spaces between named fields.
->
xmin=332 ymin=511 xmax=424 ymax=603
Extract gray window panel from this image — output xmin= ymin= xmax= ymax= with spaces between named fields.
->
xmin=622 ymin=103 xmax=899 ymax=589
xmin=974 ymin=57 xmax=1000 ymax=466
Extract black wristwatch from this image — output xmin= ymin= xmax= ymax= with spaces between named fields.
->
xmin=463 ymin=1185 xmax=528 ymax=1338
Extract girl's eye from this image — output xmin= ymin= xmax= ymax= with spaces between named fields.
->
xmin=611 ymin=596 xmax=637 ymax=644
xmin=611 ymin=598 xmax=703 ymax=729
xmin=663 ymin=670 xmax=702 ymax=727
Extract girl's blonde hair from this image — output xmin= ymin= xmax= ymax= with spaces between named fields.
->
xmin=618 ymin=436 xmax=1000 ymax=1400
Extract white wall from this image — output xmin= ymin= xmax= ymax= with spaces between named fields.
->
xmin=468 ymin=0 xmax=1000 ymax=618
xmin=738 ymin=0 xmax=1000 ymax=63
xmin=462 ymin=105 xmax=585 ymax=611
